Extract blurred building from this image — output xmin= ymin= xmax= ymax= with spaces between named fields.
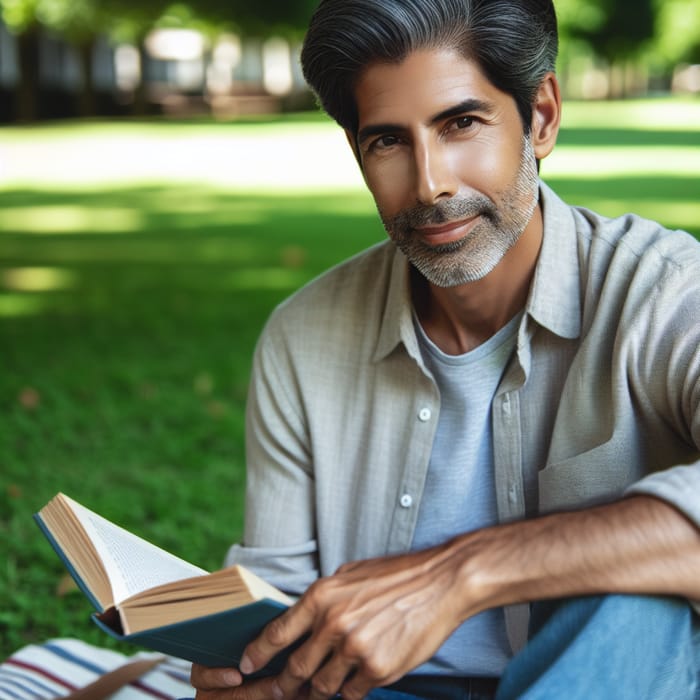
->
xmin=0 ymin=18 xmax=310 ymax=122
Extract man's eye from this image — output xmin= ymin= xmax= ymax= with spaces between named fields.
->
xmin=372 ymin=135 xmax=399 ymax=150
xmin=454 ymin=116 xmax=475 ymax=130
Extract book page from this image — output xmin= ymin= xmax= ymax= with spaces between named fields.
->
xmin=66 ymin=496 xmax=206 ymax=604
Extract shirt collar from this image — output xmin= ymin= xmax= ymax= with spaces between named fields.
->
xmin=372 ymin=180 xmax=582 ymax=362
xmin=373 ymin=247 xmax=420 ymax=363
xmin=526 ymin=181 xmax=582 ymax=340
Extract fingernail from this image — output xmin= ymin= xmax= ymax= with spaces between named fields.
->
xmin=239 ymin=655 xmax=254 ymax=675
xmin=224 ymin=670 xmax=242 ymax=686
xmin=272 ymin=681 xmax=284 ymax=700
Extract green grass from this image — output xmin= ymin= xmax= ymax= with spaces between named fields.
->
xmin=1 ymin=97 xmax=699 ymax=659
xmin=0 ymin=189 xmax=383 ymax=656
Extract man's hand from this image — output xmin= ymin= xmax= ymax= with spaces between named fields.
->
xmin=190 ymin=665 xmax=239 ymax=698
xmin=190 ymin=666 xmax=288 ymax=700
xmin=232 ymin=544 xmax=473 ymax=700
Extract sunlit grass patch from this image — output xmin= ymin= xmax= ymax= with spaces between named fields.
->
xmin=0 ymin=118 xmax=363 ymax=192
xmin=560 ymin=97 xmax=700 ymax=131
xmin=0 ymin=206 xmax=145 ymax=234
xmin=2 ymin=267 xmax=76 ymax=292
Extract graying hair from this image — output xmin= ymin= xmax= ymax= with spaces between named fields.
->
xmin=301 ymin=0 xmax=558 ymax=134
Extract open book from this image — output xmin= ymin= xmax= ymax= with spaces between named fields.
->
xmin=35 ymin=493 xmax=294 ymax=671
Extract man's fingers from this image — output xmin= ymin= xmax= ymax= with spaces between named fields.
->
xmin=273 ymin=632 xmax=346 ymax=700
xmin=241 ymin=598 xmax=317 ymax=674
xmin=190 ymin=670 xmax=285 ymax=700
xmin=190 ymin=664 xmax=243 ymax=690
xmin=302 ymin=653 xmax=356 ymax=700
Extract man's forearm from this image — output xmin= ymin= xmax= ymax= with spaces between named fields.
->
xmin=191 ymin=494 xmax=700 ymax=699
xmin=451 ymin=494 xmax=700 ymax=623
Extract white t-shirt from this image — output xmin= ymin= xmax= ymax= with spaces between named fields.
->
xmin=411 ymin=311 xmax=521 ymax=677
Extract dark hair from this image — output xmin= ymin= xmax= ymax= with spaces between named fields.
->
xmin=301 ymin=0 xmax=558 ymax=135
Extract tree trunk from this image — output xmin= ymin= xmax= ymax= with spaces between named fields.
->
xmin=16 ymin=26 xmax=40 ymax=122
xmin=76 ymin=37 xmax=97 ymax=117
xmin=131 ymin=39 xmax=150 ymax=116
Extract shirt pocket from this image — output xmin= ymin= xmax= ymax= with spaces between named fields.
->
xmin=538 ymin=439 xmax=635 ymax=513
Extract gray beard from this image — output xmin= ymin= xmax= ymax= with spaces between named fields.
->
xmin=380 ymin=135 xmax=540 ymax=288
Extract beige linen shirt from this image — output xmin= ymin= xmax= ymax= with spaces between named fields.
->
xmin=226 ymin=182 xmax=700 ymax=650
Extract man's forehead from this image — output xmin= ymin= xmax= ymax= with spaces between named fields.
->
xmin=354 ymin=48 xmax=506 ymax=127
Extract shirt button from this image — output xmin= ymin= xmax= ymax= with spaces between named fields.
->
xmin=400 ymin=493 xmax=413 ymax=508
xmin=418 ymin=407 xmax=432 ymax=422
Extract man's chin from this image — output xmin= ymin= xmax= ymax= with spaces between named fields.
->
xmin=409 ymin=247 xmax=508 ymax=287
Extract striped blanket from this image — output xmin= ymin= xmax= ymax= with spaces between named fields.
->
xmin=0 ymin=639 xmax=195 ymax=700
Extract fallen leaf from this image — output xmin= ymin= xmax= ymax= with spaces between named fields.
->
xmin=18 ymin=387 xmax=41 ymax=410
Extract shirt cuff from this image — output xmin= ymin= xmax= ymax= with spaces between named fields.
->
xmin=224 ymin=540 xmax=319 ymax=597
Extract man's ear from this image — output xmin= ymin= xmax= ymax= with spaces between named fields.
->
xmin=531 ymin=72 xmax=562 ymax=161
xmin=345 ymin=129 xmax=364 ymax=172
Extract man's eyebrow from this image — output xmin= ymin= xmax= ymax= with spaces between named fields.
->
xmin=429 ymin=98 xmax=497 ymax=125
xmin=357 ymin=98 xmax=497 ymax=144
xmin=357 ymin=122 xmax=403 ymax=145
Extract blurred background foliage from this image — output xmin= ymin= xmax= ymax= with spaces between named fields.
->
xmin=0 ymin=0 xmax=699 ymax=123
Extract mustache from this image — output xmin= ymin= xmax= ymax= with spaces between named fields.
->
xmin=384 ymin=195 xmax=497 ymax=232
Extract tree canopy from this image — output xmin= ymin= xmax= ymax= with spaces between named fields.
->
xmin=558 ymin=0 xmax=656 ymax=63
xmin=653 ymin=0 xmax=700 ymax=65
xmin=3 ymin=0 xmax=699 ymax=65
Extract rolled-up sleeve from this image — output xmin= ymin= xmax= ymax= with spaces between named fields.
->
xmin=623 ymin=248 xmax=700 ymax=529
xmin=621 ymin=245 xmax=700 ymax=610
xmin=224 ymin=312 xmax=320 ymax=596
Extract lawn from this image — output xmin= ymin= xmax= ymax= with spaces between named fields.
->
xmin=0 ymin=97 xmax=699 ymax=659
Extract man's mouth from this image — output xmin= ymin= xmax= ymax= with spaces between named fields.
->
xmin=413 ymin=214 xmax=481 ymax=246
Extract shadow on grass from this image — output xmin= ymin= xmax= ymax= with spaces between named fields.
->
xmin=557 ymin=127 xmax=700 ymax=148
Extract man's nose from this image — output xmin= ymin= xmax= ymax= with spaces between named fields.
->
xmin=413 ymin=141 xmax=459 ymax=205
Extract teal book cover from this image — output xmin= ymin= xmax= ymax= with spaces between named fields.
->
xmin=34 ymin=494 xmax=297 ymax=676
xmin=93 ymin=598 xmax=292 ymax=673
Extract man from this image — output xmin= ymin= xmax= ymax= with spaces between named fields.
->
xmin=193 ymin=0 xmax=700 ymax=698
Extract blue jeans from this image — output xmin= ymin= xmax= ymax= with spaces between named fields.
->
xmin=367 ymin=594 xmax=700 ymax=700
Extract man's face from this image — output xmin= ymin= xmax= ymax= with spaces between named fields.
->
xmin=353 ymin=48 xmax=540 ymax=288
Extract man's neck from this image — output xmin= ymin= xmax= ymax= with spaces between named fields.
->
xmin=413 ymin=205 xmax=544 ymax=355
